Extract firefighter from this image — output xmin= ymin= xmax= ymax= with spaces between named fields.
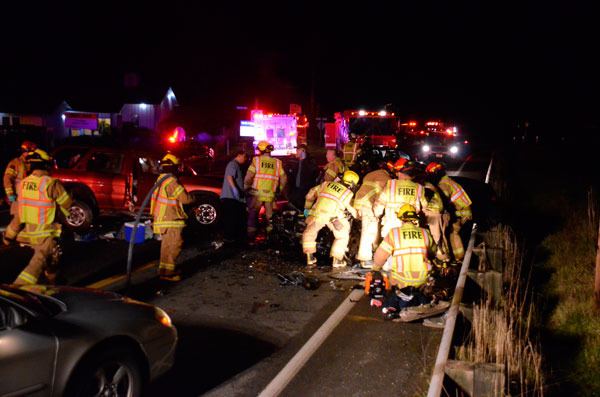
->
xmin=353 ymin=162 xmax=392 ymax=268
xmin=373 ymin=158 xmax=428 ymax=239
xmin=342 ymin=133 xmax=362 ymax=168
xmin=425 ymin=162 xmax=472 ymax=261
xmin=369 ymin=204 xmax=437 ymax=318
xmin=3 ymin=140 xmax=37 ymax=215
xmin=6 ymin=149 xmax=72 ymax=286
xmin=423 ymin=180 xmax=450 ymax=261
xmin=322 ymin=149 xmax=346 ymax=182
xmin=244 ymin=141 xmax=287 ymax=237
xmin=302 ymin=170 xmax=359 ymax=268
xmin=151 ymin=154 xmax=194 ymax=282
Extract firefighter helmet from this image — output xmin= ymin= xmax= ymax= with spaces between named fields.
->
xmin=397 ymin=203 xmax=418 ymax=222
xmin=25 ymin=149 xmax=52 ymax=170
xmin=425 ymin=162 xmax=444 ymax=174
xmin=342 ymin=170 xmax=360 ymax=187
xmin=20 ymin=140 xmax=37 ymax=153
xmin=387 ymin=158 xmax=408 ymax=172
xmin=160 ymin=153 xmax=181 ymax=166
xmin=257 ymin=140 xmax=274 ymax=153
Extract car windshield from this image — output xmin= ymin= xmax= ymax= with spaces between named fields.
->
xmin=349 ymin=117 xmax=398 ymax=136
xmin=0 ymin=285 xmax=64 ymax=317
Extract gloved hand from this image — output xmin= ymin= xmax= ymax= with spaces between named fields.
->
xmin=303 ymin=209 xmax=310 ymax=218
xmin=232 ymin=188 xmax=240 ymax=200
xmin=8 ymin=195 xmax=16 ymax=203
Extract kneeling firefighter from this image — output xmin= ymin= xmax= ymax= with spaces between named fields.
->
xmin=367 ymin=204 xmax=437 ymax=319
xmin=302 ymin=170 xmax=359 ymax=268
xmin=151 ymin=154 xmax=195 ymax=282
xmin=5 ymin=149 xmax=72 ymax=285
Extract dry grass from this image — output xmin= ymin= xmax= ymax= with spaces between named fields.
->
xmin=456 ymin=224 xmax=544 ymax=396
xmin=540 ymin=188 xmax=600 ymax=395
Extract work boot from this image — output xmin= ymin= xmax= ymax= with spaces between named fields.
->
xmin=332 ymin=257 xmax=347 ymax=268
xmin=306 ymin=253 xmax=317 ymax=268
xmin=360 ymin=260 xmax=373 ymax=269
xmin=159 ymin=271 xmax=182 ymax=282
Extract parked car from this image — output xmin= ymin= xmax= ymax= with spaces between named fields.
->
xmin=0 ymin=284 xmax=177 ymax=397
xmin=51 ymin=146 xmax=223 ymax=232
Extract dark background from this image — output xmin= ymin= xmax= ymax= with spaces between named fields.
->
xmin=1 ymin=1 xmax=598 ymax=137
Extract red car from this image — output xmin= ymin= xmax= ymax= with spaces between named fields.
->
xmin=51 ymin=146 xmax=222 ymax=232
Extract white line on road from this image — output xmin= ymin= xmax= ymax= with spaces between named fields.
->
xmin=258 ymin=288 xmax=364 ymax=397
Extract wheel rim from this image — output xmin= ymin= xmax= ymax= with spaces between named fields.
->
xmin=193 ymin=203 xmax=217 ymax=225
xmin=67 ymin=206 xmax=86 ymax=227
xmin=89 ymin=361 xmax=134 ymax=397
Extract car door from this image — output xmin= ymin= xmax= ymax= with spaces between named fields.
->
xmin=0 ymin=298 xmax=56 ymax=396
xmin=83 ymin=150 xmax=127 ymax=209
xmin=132 ymin=154 xmax=162 ymax=208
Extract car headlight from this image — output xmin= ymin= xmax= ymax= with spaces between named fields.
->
xmin=154 ymin=307 xmax=173 ymax=328
xmin=450 ymin=145 xmax=459 ymax=154
xmin=422 ymin=144 xmax=430 ymax=153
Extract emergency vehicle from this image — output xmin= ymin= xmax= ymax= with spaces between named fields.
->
xmin=401 ymin=120 xmax=469 ymax=162
xmin=324 ymin=109 xmax=400 ymax=150
xmin=239 ymin=109 xmax=308 ymax=156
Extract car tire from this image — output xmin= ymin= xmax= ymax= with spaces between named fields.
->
xmin=60 ymin=199 xmax=94 ymax=233
xmin=65 ymin=346 xmax=144 ymax=397
xmin=186 ymin=193 xmax=221 ymax=230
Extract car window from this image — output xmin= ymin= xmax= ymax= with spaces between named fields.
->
xmin=54 ymin=147 xmax=89 ymax=169
xmin=86 ymin=152 xmax=124 ymax=174
xmin=136 ymin=156 xmax=161 ymax=175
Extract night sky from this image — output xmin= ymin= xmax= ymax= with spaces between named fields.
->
xmin=1 ymin=1 xmax=598 ymax=135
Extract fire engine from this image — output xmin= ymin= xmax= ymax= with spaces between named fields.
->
xmin=324 ymin=109 xmax=400 ymax=150
xmin=400 ymin=120 xmax=469 ymax=162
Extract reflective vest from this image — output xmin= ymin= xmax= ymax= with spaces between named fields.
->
xmin=3 ymin=157 xmax=27 ymax=197
xmin=439 ymin=175 xmax=472 ymax=217
xmin=312 ymin=182 xmax=353 ymax=222
xmin=324 ymin=158 xmax=346 ymax=181
xmin=384 ymin=223 xmax=433 ymax=287
xmin=382 ymin=179 xmax=425 ymax=213
xmin=424 ymin=182 xmax=444 ymax=213
xmin=151 ymin=174 xmax=187 ymax=231
xmin=251 ymin=155 xmax=282 ymax=193
xmin=354 ymin=170 xmax=390 ymax=209
xmin=18 ymin=175 xmax=57 ymax=226
xmin=342 ymin=141 xmax=359 ymax=166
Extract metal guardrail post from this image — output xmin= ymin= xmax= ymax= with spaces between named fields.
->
xmin=427 ymin=157 xmax=494 ymax=397
xmin=125 ymin=173 xmax=172 ymax=292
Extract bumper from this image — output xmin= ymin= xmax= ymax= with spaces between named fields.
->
xmin=144 ymin=325 xmax=178 ymax=380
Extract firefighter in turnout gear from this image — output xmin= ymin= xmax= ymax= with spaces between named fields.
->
xmin=322 ymin=149 xmax=346 ymax=182
xmin=3 ymin=140 xmax=37 ymax=214
xmin=6 ymin=149 xmax=72 ymax=286
xmin=244 ymin=141 xmax=287 ymax=236
xmin=302 ymin=170 xmax=359 ymax=268
xmin=373 ymin=158 xmax=427 ymax=239
xmin=151 ymin=154 xmax=194 ymax=282
xmin=370 ymin=204 xmax=436 ymax=317
xmin=423 ymin=180 xmax=450 ymax=261
xmin=425 ymin=162 xmax=472 ymax=260
xmin=342 ymin=133 xmax=362 ymax=168
xmin=353 ymin=163 xmax=391 ymax=268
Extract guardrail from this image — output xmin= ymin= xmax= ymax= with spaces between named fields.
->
xmin=427 ymin=156 xmax=494 ymax=397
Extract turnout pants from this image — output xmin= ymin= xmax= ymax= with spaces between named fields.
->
xmin=357 ymin=208 xmax=380 ymax=262
xmin=426 ymin=210 xmax=450 ymax=260
xmin=247 ymin=195 xmax=274 ymax=234
xmin=302 ymin=216 xmax=350 ymax=260
xmin=14 ymin=237 xmax=59 ymax=285
xmin=159 ymin=227 xmax=183 ymax=276
xmin=449 ymin=216 xmax=468 ymax=260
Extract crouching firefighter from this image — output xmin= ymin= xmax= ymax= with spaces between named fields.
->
xmin=5 ymin=149 xmax=72 ymax=286
xmin=302 ymin=171 xmax=359 ymax=268
xmin=367 ymin=204 xmax=437 ymax=320
xmin=151 ymin=154 xmax=195 ymax=282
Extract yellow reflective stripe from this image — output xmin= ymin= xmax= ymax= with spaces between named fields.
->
xmin=56 ymin=191 xmax=70 ymax=205
xmin=159 ymin=262 xmax=176 ymax=270
xmin=172 ymin=185 xmax=185 ymax=198
xmin=17 ymin=271 xmax=38 ymax=285
xmin=5 ymin=168 xmax=17 ymax=176
xmin=303 ymin=242 xmax=317 ymax=248
xmin=379 ymin=240 xmax=393 ymax=253
xmin=5 ymin=187 xmax=14 ymax=195
xmin=154 ymin=221 xmax=185 ymax=227
xmin=325 ymin=168 xmax=337 ymax=177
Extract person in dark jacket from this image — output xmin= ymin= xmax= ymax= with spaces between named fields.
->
xmin=287 ymin=144 xmax=319 ymax=211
